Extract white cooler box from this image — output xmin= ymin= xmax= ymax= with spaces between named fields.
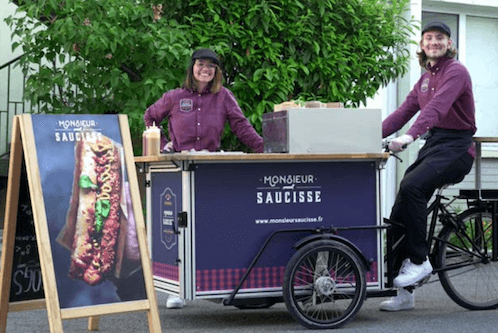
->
xmin=262 ymin=108 xmax=382 ymax=154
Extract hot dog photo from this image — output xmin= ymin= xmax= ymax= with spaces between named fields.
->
xmin=57 ymin=130 xmax=130 ymax=286
xmin=30 ymin=115 xmax=145 ymax=308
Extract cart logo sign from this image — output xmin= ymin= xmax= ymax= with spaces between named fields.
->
xmin=179 ymin=99 xmax=193 ymax=112
xmin=160 ymin=188 xmax=177 ymax=249
xmin=256 ymin=174 xmax=321 ymax=204
xmin=421 ymin=78 xmax=430 ymax=93
xmin=54 ymin=119 xmax=103 ymax=143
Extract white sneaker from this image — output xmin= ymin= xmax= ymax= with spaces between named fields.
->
xmin=394 ymin=258 xmax=433 ymax=287
xmin=166 ymin=295 xmax=185 ymax=309
xmin=379 ymin=288 xmax=414 ymax=311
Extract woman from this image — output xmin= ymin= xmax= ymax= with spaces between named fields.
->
xmin=144 ymin=48 xmax=263 ymax=153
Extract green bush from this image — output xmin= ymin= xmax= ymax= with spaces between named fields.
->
xmin=7 ymin=0 xmax=415 ymax=154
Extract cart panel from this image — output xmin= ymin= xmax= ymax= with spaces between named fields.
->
xmin=150 ymin=171 xmax=182 ymax=287
xmin=193 ymin=161 xmax=380 ymax=296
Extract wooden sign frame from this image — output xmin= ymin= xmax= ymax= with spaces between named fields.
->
xmin=0 ymin=114 xmax=161 ymax=332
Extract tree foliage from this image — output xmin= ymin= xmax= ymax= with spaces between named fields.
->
xmin=6 ymin=0 xmax=415 ymax=153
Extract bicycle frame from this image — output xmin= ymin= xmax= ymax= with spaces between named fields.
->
xmin=462 ymin=194 xmax=498 ymax=261
xmin=385 ymin=186 xmax=498 ymax=288
xmin=385 ymin=187 xmax=447 ymax=286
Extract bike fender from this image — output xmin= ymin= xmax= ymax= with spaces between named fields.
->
xmin=293 ymin=234 xmax=371 ymax=271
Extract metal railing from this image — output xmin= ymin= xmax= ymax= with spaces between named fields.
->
xmin=0 ymin=54 xmax=39 ymax=158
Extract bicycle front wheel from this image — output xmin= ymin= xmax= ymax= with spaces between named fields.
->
xmin=282 ymin=240 xmax=366 ymax=329
xmin=437 ymin=208 xmax=498 ymax=310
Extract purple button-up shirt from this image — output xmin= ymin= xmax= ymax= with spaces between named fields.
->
xmin=144 ymin=86 xmax=263 ymax=152
xmin=382 ymin=57 xmax=476 ymax=156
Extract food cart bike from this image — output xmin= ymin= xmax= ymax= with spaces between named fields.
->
xmin=134 ymin=148 xmax=498 ymax=329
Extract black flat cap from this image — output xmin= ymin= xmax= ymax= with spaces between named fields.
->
xmin=422 ymin=21 xmax=451 ymax=37
xmin=191 ymin=48 xmax=219 ymax=65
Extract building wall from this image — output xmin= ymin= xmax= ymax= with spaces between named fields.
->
xmin=373 ymin=0 xmax=498 ymax=218
xmin=0 ymin=0 xmax=22 ymax=66
xmin=1 ymin=0 xmax=25 ymax=158
xmin=382 ymin=0 xmax=498 ymax=186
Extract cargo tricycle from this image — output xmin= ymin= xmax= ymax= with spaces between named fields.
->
xmin=135 ymin=150 xmax=498 ymax=329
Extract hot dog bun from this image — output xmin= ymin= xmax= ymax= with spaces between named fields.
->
xmin=69 ymin=136 xmax=99 ymax=280
xmin=57 ymin=130 xmax=124 ymax=286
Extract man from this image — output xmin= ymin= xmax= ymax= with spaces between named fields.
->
xmin=380 ymin=21 xmax=476 ymax=311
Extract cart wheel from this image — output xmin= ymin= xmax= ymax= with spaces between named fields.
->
xmin=283 ymin=240 xmax=367 ymax=329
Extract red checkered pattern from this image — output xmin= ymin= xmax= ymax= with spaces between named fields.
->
xmin=196 ymin=266 xmax=285 ymax=292
xmin=153 ymin=262 xmax=179 ymax=281
xmin=195 ymin=262 xmax=378 ymax=292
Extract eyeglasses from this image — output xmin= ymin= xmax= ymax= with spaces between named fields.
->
xmin=195 ymin=61 xmax=217 ymax=70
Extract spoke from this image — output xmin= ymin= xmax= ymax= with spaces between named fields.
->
xmin=439 ymin=211 xmax=498 ymax=309
xmin=284 ymin=241 xmax=366 ymax=328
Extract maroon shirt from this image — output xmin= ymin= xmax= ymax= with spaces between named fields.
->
xmin=144 ymin=86 xmax=263 ymax=152
xmin=382 ymin=57 xmax=476 ymax=156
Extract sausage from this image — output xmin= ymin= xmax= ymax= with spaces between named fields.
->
xmin=66 ymin=133 xmax=122 ymax=286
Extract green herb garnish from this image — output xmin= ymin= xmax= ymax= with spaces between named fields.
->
xmin=94 ymin=199 xmax=110 ymax=232
xmin=79 ymin=175 xmax=98 ymax=190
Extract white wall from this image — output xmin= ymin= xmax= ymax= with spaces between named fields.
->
xmin=0 ymin=0 xmax=23 ymax=66
xmin=428 ymin=0 xmax=498 ymax=7
xmin=1 ymin=0 xmax=25 ymax=156
xmin=365 ymin=1 xmax=423 ymax=218
xmin=0 ymin=1 xmax=46 ymax=157
xmin=368 ymin=0 xmax=498 ymax=217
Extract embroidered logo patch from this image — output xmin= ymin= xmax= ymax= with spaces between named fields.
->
xmin=421 ymin=78 xmax=430 ymax=93
xmin=179 ymin=99 xmax=193 ymax=112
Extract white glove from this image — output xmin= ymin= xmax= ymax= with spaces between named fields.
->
xmin=163 ymin=141 xmax=173 ymax=152
xmin=389 ymin=134 xmax=414 ymax=152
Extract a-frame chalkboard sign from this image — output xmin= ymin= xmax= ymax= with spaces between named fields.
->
xmin=0 ymin=114 xmax=162 ymax=332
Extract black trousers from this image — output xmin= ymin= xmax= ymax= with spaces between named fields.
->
xmin=390 ymin=147 xmax=473 ymax=265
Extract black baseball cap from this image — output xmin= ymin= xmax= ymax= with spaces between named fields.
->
xmin=422 ymin=21 xmax=451 ymax=37
xmin=191 ymin=48 xmax=219 ymax=65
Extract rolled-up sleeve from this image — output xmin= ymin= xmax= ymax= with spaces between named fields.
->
xmin=382 ymin=86 xmax=420 ymax=138
xmin=224 ymin=89 xmax=263 ymax=152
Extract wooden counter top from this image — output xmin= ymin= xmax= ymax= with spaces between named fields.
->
xmin=134 ymin=152 xmax=390 ymax=163
xmin=474 ymin=137 xmax=498 ymax=143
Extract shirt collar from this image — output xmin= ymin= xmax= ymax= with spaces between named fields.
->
xmin=426 ymin=56 xmax=450 ymax=72
xmin=194 ymin=82 xmax=213 ymax=95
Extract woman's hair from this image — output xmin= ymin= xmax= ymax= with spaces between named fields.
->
xmin=182 ymin=59 xmax=223 ymax=93
xmin=416 ymin=38 xmax=458 ymax=68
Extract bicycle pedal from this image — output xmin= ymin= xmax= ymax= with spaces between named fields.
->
xmin=413 ymin=275 xmax=431 ymax=288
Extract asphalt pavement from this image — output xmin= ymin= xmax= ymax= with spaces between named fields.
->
xmin=2 ymin=229 xmax=497 ymax=332
xmin=3 ymin=273 xmax=498 ymax=333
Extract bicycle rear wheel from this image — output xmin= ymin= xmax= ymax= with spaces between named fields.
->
xmin=282 ymin=240 xmax=366 ymax=329
xmin=437 ymin=208 xmax=498 ymax=310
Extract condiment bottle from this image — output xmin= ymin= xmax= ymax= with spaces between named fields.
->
xmin=142 ymin=123 xmax=161 ymax=156
xmin=142 ymin=127 xmax=148 ymax=156
xmin=148 ymin=123 xmax=161 ymax=155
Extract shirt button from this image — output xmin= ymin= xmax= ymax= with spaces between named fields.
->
xmin=432 ymin=88 xmax=435 ymax=91
xmin=198 ymin=108 xmax=201 ymax=111
xmin=197 ymin=137 xmax=200 ymax=140
xmin=197 ymin=123 xmax=200 ymax=126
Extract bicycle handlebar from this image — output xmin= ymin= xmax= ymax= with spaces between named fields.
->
xmin=382 ymin=139 xmax=404 ymax=163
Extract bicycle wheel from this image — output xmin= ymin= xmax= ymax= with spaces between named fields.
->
xmin=282 ymin=240 xmax=366 ymax=329
xmin=437 ymin=208 xmax=498 ymax=310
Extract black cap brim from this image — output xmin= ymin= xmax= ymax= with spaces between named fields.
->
xmin=422 ymin=21 xmax=451 ymax=37
xmin=191 ymin=48 xmax=219 ymax=65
